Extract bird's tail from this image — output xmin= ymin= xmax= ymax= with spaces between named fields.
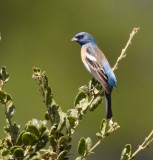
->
xmin=104 ymin=92 xmax=112 ymax=119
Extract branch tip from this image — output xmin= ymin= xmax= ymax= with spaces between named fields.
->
xmin=112 ymin=27 xmax=140 ymax=72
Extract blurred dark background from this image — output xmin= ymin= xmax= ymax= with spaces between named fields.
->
xmin=0 ymin=0 xmax=153 ymax=159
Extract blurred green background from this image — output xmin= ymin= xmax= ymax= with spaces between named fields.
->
xmin=0 ymin=0 xmax=153 ymax=159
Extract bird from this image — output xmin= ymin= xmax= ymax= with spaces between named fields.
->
xmin=71 ymin=32 xmax=117 ymax=119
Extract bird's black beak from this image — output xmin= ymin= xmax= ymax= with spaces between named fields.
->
xmin=71 ymin=36 xmax=78 ymax=42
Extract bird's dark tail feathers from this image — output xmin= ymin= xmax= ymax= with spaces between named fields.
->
xmin=104 ymin=92 xmax=112 ymax=119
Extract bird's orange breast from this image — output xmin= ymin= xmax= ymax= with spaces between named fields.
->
xmin=81 ymin=45 xmax=87 ymax=63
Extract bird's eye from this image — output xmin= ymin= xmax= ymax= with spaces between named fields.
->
xmin=77 ymin=35 xmax=84 ymax=39
xmin=80 ymin=35 xmax=84 ymax=38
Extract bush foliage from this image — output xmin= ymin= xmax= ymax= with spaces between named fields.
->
xmin=0 ymin=66 xmax=152 ymax=160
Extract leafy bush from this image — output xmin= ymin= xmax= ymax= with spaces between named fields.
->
xmin=0 ymin=66 xmax=119 ymax=160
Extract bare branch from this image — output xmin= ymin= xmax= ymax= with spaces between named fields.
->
xmin=112 ymin=27 xmax=140 ymax=72
xmin=131 ymin=130 xmax=153 ymax=159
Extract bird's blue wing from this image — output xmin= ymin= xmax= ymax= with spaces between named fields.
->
xmin=85 ymin=46 xmax=110 ymax=93
xmin=85 ymin=45 xmax=116 ymax=93
xmin=101 ymin=60 xmax=117 ymax=90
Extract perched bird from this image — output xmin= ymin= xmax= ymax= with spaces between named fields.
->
xmin=71 ymin=32 xmax=117 ymax=119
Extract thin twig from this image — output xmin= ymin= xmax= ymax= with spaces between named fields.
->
xmin=112 ymin=27 xmax=140 ymax=72
xmin=131 ymin=130 xmax=153 ymax=159
xmin=81 ymin=122 xmax=120 ymax=159
xmin=89 ymin=123 xmax=120 ymax=153
xmin=87 ymin=139 xmax=102 ymax=156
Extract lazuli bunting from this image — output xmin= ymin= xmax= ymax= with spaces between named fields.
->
xmin=71 ymin=32 xmax=117 ymax=119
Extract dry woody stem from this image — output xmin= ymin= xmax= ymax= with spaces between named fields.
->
xmin=112 ymin=27 xmax=140 ymax=72
xmin=131 ymin=130 xmax=153 ymax=159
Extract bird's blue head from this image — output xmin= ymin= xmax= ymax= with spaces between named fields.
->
xmin=71 ymin=32 xmax=96 ymax=46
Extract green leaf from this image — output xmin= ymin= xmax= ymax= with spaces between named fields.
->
xmin=50 ymin=124 xmax=58 ymax=135
xmin=58 ymin=136 xmax=67 ymax=148
xmin=67 ymin=109 xmax=78 ymax=118
xmin=11 ymin=123 xmax=20 ymax=135
xmin=42 ymin=73 xmax=48 ymax=90
xmin=65 ymin=117 xmax=71 ymax=135
xmin=89 ymin=96 xmax=102 ymax=111
xmin=26 ymin=124 xmax=39 ymax=137
xmin=13 ymin=147 xmax=24 ymax=158
xmin=49 ymin=135 xmax=57 ymax=150
xmin=57 ymin=111 xmax=66 ymax=132
xmin=89 ymin=78 xmax=101 ymax=94
xmin=66 ymin=109 xmax=79 ymax=134
xmin=100 ymin=119 xmax=107 ymax=136
xmin=45 ymin=86 xmax=52 ymax=106
xmin=66 ymin=116 xmax=78 ymax=135
xmin=4 ymin=125 xmax=10 ymax=133
xmin=120 ymin=144 xmax=131 ymax=160
xmin=74 ymin=92 xmax=89 ymax=117
xmin=1 ymin=138 xmax=12 ymax=149
xmin=21 ymin=132 xmax=38 ymax=146
xmin=10 ymin=145 xmax=21 ymax=152
xmin=0 ymin=91 xmax=5 ymax=104
xmin=35 ymin=134 xmax=48 ymax=150
xmin=79 ymin=85 xmax=88 ymax=93
xmin=39 ymin=125 xmax=47 ymax=136
xmin=0 ymin=91 xmax=12 ymax=105
xmin=77 ymin=137 xmax=86 ymax=156
xmin=26 ymin=119 xmax=47 ymax=132
xmin=6 ymin=100 xmax=15 ymax=118
xmin=74 ymin=92 xmax=88 ymax=107
xmin=16 ymin=131 xmax=26 ymax=145
xmin=85 ymin=137 xmax=92 ymax=151
xmin=57 ymin=150 xmax=68 ymax=160
xmin=48 ymin=102 xmax=60 ymax=124
xmin=2 ymin=149 xmax=10 ymax=156
xmin=0 ymin=66 xmax=9 ymax=83
xmin=44 ymin=111 xmax=50 ymax=120
xmin=67 ymin=116 xmax=76 ymax=125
